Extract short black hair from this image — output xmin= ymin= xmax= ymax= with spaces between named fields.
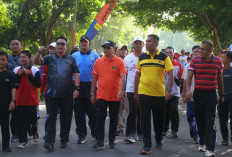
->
xmin=20 ymin=50 xmax=31 ymax=58
xmin=166 ymin=46 xmax=174 ymax=52
xmin=147 ymin=34 xmax=159 ymax=42
xmin=202 ymin=40 xmax=214 ymax=49
xmin=0 ymin=51 xmax=9 ymax=60
xmin=222 ymin=51 xmax=232 ymax=60
xmin=192 ymin=45 xmax=200 ymax=51
xmin=10 ymin=37 xmax=21 ymax=44
xmin=56 ymin=36 xmax=67 ymax=43
xmin=187 ymin=57 xmax=191 ymax=60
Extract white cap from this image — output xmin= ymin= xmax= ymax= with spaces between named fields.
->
xmin=48 ymin=42 xmax=56 ymax=48
xmin=133 ymin=36 xmax=144 ymax=43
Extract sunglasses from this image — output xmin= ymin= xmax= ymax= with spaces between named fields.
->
xmin=56 ymin=42 xmax=66 ymax=46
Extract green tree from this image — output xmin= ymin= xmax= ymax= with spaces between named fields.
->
xmin=122 ymin=0 xmax=232 ymax=50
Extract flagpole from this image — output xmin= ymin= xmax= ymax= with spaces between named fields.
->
xmin=71 ymin=0 xmax=77 ymax=51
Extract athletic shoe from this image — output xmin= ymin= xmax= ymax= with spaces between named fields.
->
xmin=198 ymin=145 xmax=206 ymax=152
xmin=33 ymin=134 xmax=39 ymax=142
xmin=11 ymin=135 xmax=19 ymax=142
xmin=44 ymin=143 xmax=54 ymax=151
xmin=93 ymin=141 xmax=105 ymax=150
xmin=155 ymin=141 xmax=164 ymax=150
xmin=60 ymin=142 xmax=67 ymax=149
xmin=137 ymin=134 xmax=143 ymax=141
xmin=124 ymin=136 xmax=135 ymax=143
xmin=109 ymin=140 xmax=116 ymax=149
xmin=162 ymin=131 xmax=169 ymax=136
xmin=140 ymin=146 xmax=151 ymax=155
xmin=116 ymin=130 xmax=123 ymax=136
xmin=17 ymin=142 xmax=29 ymax=149
xmin=221 ymin=140 xmax=229 ymax=146
xmin=2 ymin=147 xmax=12 ymax=152
xmin=192 ymin=137 xmax=199 ymax=144
xmin=205 ymin=150 xmax=215 ymax=157
xmin=76 ymin=138 xmax=85 ymax=144
xmin=172 ymin=132 xmax=178 ymax=138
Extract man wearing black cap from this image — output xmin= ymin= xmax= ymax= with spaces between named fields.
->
xmin=90 ymin=40 xmax=127 ymax=150
xmin=72 ymin=35 xmax=100 ymax=144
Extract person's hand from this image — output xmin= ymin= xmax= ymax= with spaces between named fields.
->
xmin=134 ymin=91 xmax=139 ymax=103
xmin=18 ymin=69 xmax=25 ymax=75
xmin=9 ymin=101 xmax=16 ymax=111
xmin=165 ymin=90 xmax=172 ymax=101
xmin=218 ymin=96 xmax=224 ymax=104
xmin=117 ymin=90 xmax=125 ymax=101
xmin=40 ymin=92 xmax=45 ymax=101
xmin=38 ymin=46 xmax=46 ymax=53
xmin=90 ymin=95 xmax=96 ymax=105
xmin=186 ymin=90 xmax=193 ymax=102
xmin=25 ymin=70 xmax=31 ymax=75
xmin=182 ymin=94 xmax=187 ymax=103
xmin=73 ymin=90 xmax=79 ymax=99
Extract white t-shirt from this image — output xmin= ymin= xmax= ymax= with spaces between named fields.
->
xmin=182 ymin=63 xmax=194 ymax=93
xmin=179 ymin=56 xmax=188 ymax=64
xmin=124 ymin=53 xmax=139 ymax=93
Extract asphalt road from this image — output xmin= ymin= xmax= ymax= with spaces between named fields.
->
xmin=0 ymin=99 xmax=232 ymax=157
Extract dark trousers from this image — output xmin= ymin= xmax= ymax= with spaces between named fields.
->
xmin=0 ymin=111 xmax=10 ymax=149
xmin=139 ymin=94 xmax=165 ymax=148
xmin=73 ymin=96 xmax=96 ymax=139
xmin=17 ymin=106 xmax=37 ymax=143
xmin=193 ymin=89 xmax=217 ymax=151
xmin=126 ymin=92 xmax=142 ymax=137
xmin=95 ymin=99 xmax=120 ymax=142
xmin=218 ymin=99 xmax=232 ymax=142
xmin=45 ymin=96 xmax=73 ymax=144
xmin=164 ymin=96 xmax=180 ymax=133
xmin=10 ymin=110 xmax=18 ymax=136
xmin=187 ymin=101 xmax=198 ymax=138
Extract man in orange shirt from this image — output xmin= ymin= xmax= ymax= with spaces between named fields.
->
xmin=90 ymin=40 xmax=127 ymax=150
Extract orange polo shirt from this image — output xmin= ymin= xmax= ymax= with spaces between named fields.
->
xmin=92 ymin=55 xmax=127 ymax=101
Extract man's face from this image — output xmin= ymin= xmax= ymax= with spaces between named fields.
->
xmin=145 ymin=37 xmax=158 ymax=52
xmin=79 ymin=40 xmax=90 ymax=52
xmin=56 ymin=39 xmax=67 ymax=54
xmin=221 ymin=53 xmax=231 ymax=65
xmin=116 ymin=48 xmax=127 ymax=58
xmin=165 ymin=48 xmax=174 ymax=61
xmin=49 ymin=47 xmax=56 ymax=55
xmin=0 ymin=55 xmax=8 ymax=68
xmin=19 ymin=53 xmax=30 ymax=66
xmin=181 ymin=51 xmax=185 ymax=56
xmin=10 ymin=40 xmax=21 ymax=54
xmin=103 ymin=46 xmax=115 ymax=57
xmin=133 ymin=40 xmax=144 ymax=53
xmin=192 ymin=48 xmax=200 ymax=57
xmin=200 ymin=43 xmax=212 ymax=59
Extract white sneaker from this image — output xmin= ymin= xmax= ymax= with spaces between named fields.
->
xmin=205 ymin=150 xmax=215 ymax=157
xmin=198 ymin=145 xmax=206 ymax=152
xmin=124 ymin=136 xmax=135 ymax=143
xmin=17 ymin=142 xmax=29 ymax=149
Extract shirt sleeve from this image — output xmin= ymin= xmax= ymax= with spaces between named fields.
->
xmin=92 ymin=61 xmax=98 ymax=76
xmin=189 ymin=59 xmax=195 ymax=71
xmin=164 ymin=57 xmax=174 ymax=72
xmin=178 ymin=62 xmax=184 ymax=79
xmin=10 ymin=72 xmax=17 ymax=89
xmin=72 ymin=57 xmax=80 ymax=73
xmin=119 ymin=60 xmax=127 ymax=74
xmin=41 ymin=55 xmax=50 ymax=65
xmin=136 ymin=59 xmax=141 ymax=72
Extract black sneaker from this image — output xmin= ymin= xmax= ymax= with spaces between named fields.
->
xmin=93 ymin=141 xmax=105 ymax=150
xmin=76 ymin=138 xmax=85 ymax=144
xmin=44 ymin=143 xmax=54 ymax=151
xmin=2 ymin=147 xmax=12 ymax=152
xmin=192 ymin=137 xmax=199 ymax=144
xmin=60 ymin=142 xmax=67 ymax=149
xmin=172 ymin=132 xmax=178 ymax=138
xmin=11 ymin=135 xmax=19 ymax=142
xmin=33 ymin=133 xmax=39 ymax=142
xmin=109 ymin=140 xmax=116 ymax=149
xmin=221 ymin=140 xmax=229 ymax=146
xmin=162 ymin=131 xmax=169 ymax=136
xmin=116 ymin=130 xmax=123 ymax=136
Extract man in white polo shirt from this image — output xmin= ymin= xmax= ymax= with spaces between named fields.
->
xmin=124 ymin=36 xmax=144 ymax=143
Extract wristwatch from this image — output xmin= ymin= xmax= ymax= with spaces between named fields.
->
xmin=167 ymin=87 xmax=172 ymax=91
xmin=74 ymin=86 xmax=80 ymax=91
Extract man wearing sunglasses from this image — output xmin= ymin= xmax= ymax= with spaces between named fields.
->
xmin=34 ymin=36 xmax=80 ymax=151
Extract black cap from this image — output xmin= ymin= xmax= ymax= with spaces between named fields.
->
xmin=101 ymin=40 xmax=116 ymax=48
xmin=80 ymin=35 xmax=90 ymax=42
